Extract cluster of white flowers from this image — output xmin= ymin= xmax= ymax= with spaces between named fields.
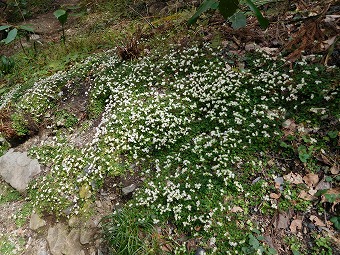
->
xmin=22 ymin=43 xmax=339 ymax=253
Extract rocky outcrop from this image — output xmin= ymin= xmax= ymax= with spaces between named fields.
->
xmin=0 ymin=149 xmax=41 ymax=192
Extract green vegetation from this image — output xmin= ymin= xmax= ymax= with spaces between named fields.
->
xmin=0 ymin=182 xmax=22 ymax=205
xmin=0 ymin=1 xmax=339 ymax=254
xmin=0 ymin=236 xmax=16 ymax=255
xmin=19 ymin=44 xmax=338 ymax=253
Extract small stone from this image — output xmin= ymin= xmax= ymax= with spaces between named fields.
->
xmin=282 ymin=119 xmax=292 ymax=128
xmin=245 ymin=43 xmax=259 ymax=51
xmin=30 ymin=34 xmax=40 ymax=40
xmin=122 ymin=183 xmax=136 ymax=196
xmin=195 ymin=247 xmax=206 ymax=255
xmin=95 ymin=200 xmax=102 ymax=208
xmin=29 ymin=212 xmax=46 ymax=230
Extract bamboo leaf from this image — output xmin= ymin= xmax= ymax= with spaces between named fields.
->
xmin=245 ymin=0 xmax=269 ymax=29
xmin=18 ymin=24 xmax=34 ymax=32
xmin=188 ymin=0 xmax=219 ymax=25
xmin=219 ymin=0 xmax=239 ymax=20
xmin=54 ymin=9 xmax=68 ymax=26
xmin=0 ymin=25 xmax=11 ymax=31
xmin=230 ymin=12 xmax=246 ymax=29
xmin=1 ymin=28 xmax=18 ymax=44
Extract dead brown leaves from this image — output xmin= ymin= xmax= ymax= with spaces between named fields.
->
xmin=0 ymin=106 xmax=16 ymax=139
xmin=283 ymin=1 xmax=339 ymax=63
xmin=116 ymin=26 xmax=144 ymax=61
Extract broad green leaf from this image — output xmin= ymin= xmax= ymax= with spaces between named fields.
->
xmin=327 ymin=130 xmax=338 ymax=138
xmin=245 ymin=0 xmax=269 ymax=29
xmin=188 ymin=0 xmax=219 ymax=25
xmin=0 ymin=25 xmax=11 ymax=31
xmin=298 ymin=145 xmax=310 ymax=163
xmin=324 ymin=193 xmax=339 ymax=203
xmin=230 ymin=12 xmax=246 ymax=29
xmin=330 ymin=216 xmax=340 ymax=230
xmin=54 ymin=9 xmax=66 ymax=18
xmin=292 ymin=250 xmax=301 ymax=255
xmin=1 ymin=28 xmax=18 ymax=44
xmin=54 ymin=9 xmax=68 ymax=25
xmin=18 ymin=24 xmax=34 ymax=32
xmin=314 ymin=189 xmax=328 ymax=197
xmin=268 ymin=248 xmax=278 ymax=254
xmin=219 ymin=0 xmax=239 ymax=20
xmin=249 ymin=234 xmax=259 ymax=249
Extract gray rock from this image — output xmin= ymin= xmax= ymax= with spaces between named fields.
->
xmin=80 ymin=227 xmax=96 ymax=244
xmin=68 ymin=216 xmax=81 ymax=228
xmin=47 ymin=223 xmax=85 ymax=255
xmin=195 ymin=248 xmax=206 ymax=255
xmin=122 ymin=183 xmax=136 ymax=196
xmin=23 ymin=238 xmax=50 ymax=255
xmin=30 ymin=212 xmax=46 ymax=230
xmin=47 ymin=223 xmax=68 ymax=255
xmin=64 ymin=229 xmax=84 ymax=255
xmin=0 ymin=149 xmax=41 ymax=192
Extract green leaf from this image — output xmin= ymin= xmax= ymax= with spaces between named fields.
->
xmin=292 ymin=250 xmax=301 ymax=255
xmin=325 ymin=176 xmax=332 ymax=182
xmin=18 ymin=24 xmax=34 ymax=32
xmin=219 ymin=0 xmax=239 ymax=20
xmin=268 ymin=247 xmax=278 ymax=254
xmin=1 ymin=28 xmax=18 ymax=44
xmin=245 ymin=0 xmax=269 ymax=29
xmin=257 ymin=235 xmax=265 ymax=241
xmin=324 ymin=193 xmax=339 ymax=203
xmin=54 ymin=9 xmax=68 ymax=25
xmin=230 ymin=12 xmax=246 ymax=29
xmin=188 ymin=0 xmax=219 ymax=25
xmin=330 ymin=216 xmax=340 ymax=230
xmin=327 ymin=130 xmax=338 ymax=139
xmin=249 ymin=234 xmax=260 ymax=249
xmin=0 ymin=25 xmax=11 ymax=31
xmin=298 ymin=145 xmax=311 ymax=163
xmin=252 ymin=228 xmax=261 ymax=235
xmin=280 ymin=141 xmax=290 ymax=148
xmin=314 ymin=189 xmax=328 ymax=197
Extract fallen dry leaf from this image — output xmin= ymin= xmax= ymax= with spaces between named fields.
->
xmin=284 ymin=172 xmax=304 ymax=185
xmin=310 ymin=215 xmax=326 ymax=227
xmin=290 ymin=219 xmax=302 ymax=233
xmin=317 ymin=154 xmax=332 ymax=165
xmin=308 ymin=188 xmax=317 ymax=196
xmin=275 ymin=212 xmax=290 ymax=229
xmin=330 ymin=165 xmax=339 ymax=175
xmin=321 ymin=36 xmax=337 ymax=51
xmin=231 ymin=206 xmax=244 ymax=213
xmin=324 ymin=15 xmax=340 ymax=23
xmin=298 ymin=190 xmax=314 ymax=201
xmin=303 ymin=173 xmax=319 ymax=188
xmin=270 ymin=193 xmax=281 ymax=199
xmin=315 ymin=179 xmax=331 ymax=191
xmin=282 ymin=119 xmax=297 ymax=138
